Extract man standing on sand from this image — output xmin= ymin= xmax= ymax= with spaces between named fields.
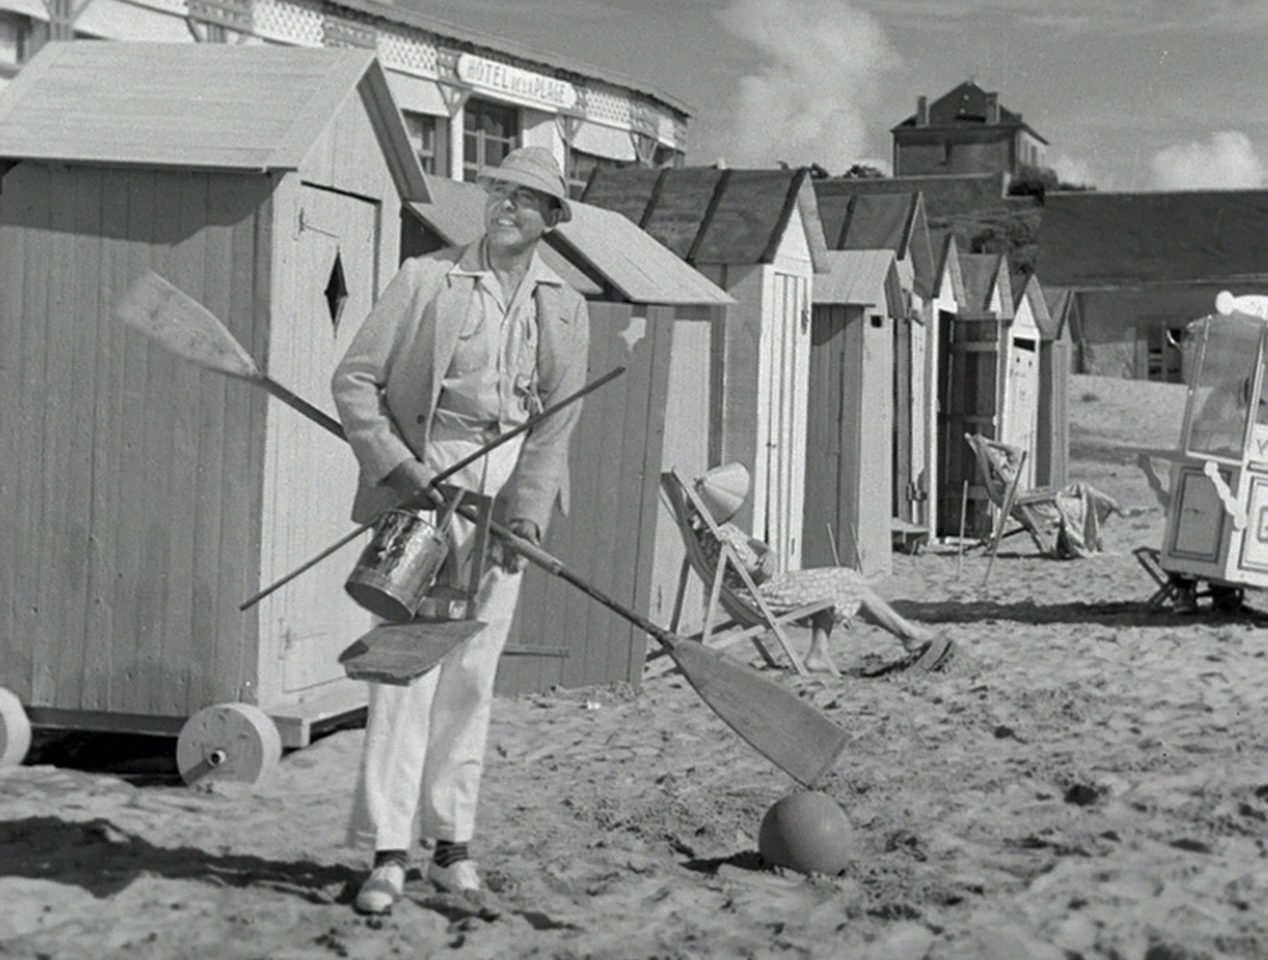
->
xmin=331 ymin=146 xmax=590 ymax=914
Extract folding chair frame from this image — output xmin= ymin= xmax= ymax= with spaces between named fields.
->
xmin=648 ymin=469 xmax=829 ymax=678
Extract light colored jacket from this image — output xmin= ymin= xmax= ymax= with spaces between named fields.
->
xmin=331 ymin=241 xmax=590 ymax=532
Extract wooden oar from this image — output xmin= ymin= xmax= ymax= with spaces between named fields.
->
xmin=113 ymin=271 xmax=850 ymax=786
xmin=113 ymin=269 xmax=344 ymax=437
xmin=474 ymin=510 xmax=849 ymax=786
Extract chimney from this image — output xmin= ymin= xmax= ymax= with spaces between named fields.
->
xmin=916 ymin=95 xmax=928 ymax=126
xmin=985 ymin=92 xmax=999 ymax=125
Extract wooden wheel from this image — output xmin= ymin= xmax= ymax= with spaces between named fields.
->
xmin=176 ymin=703 xmax=281 ymax=786
xmin=0 ymin=687 xmax=32 ymax=767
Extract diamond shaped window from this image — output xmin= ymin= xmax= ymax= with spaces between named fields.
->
xmin=325 ymin=252 xmax=348 ymax=332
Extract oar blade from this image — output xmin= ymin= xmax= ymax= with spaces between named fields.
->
xmin=667 ymin=640 xmax=848 ymax=786
xmin=113 ymin=270 xmax=261 ymax=381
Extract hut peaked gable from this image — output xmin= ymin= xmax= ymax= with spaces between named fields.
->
xmin=813 ymin=183 xmax=936 ymax=300
xmin=582 ymin=166 xmax=828 ymax=271
xmin=0 ymin=41 xmax=427 ymax=200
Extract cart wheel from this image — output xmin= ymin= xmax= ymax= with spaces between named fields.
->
xmin=176 ymin=703 xmax=281 ymax=786
xmin=0 ymin=687 xmax=32 ymax=767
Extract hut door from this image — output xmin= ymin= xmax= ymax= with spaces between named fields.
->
xmin=758 ymin=271 xmax=809 ymax=571
xmin=893 ymin=314 xmax=913 ymax=522
xmin=937 ymin=313 xmax=1001 ymax=538
xmin=1003 ymin=338 xmax=1039 ymax=488
xmin=264 ymin=186 xmax=377 ymax=693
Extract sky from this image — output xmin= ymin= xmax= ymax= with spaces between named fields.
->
xmin=403 ymin=0 xmax=1268 ymax=193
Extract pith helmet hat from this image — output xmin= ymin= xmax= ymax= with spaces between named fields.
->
xmin=694 ymin=462 xmax=751 ymax=525
xmin=479 ymin=145 xmax=573 ymax=222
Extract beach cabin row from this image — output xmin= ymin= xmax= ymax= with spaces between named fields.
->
xmin=0 ymin=42 xmax=732 ymax=765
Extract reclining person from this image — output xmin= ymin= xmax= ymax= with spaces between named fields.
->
xmin=690 ymin=463 xmax=953 ymax=676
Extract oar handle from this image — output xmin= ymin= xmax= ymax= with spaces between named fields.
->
xmin=262 ymin=377 xmax=345 ymax=439
xmin=239 ymin=366 xmax=626 ymax=610
xmin=458 ymin=503 xmax=676 ymax=653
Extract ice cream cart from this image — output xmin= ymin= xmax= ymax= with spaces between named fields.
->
xmin=1141 ymin=292 xmax=1268 ymax=610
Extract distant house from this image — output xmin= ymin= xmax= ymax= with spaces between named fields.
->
xmin=892 ymin=80 xmax=1047 ymax=178
xmin=583 ymin=166 xmax=829 ymax=573
xmin=1037 ymin=190 xmax=1268 ymax=382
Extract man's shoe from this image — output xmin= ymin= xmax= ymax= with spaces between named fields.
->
xmin=354 ymin=862 xmax=406 ymax=915
xmin=428 ymin=858 xmax=481 ymax=893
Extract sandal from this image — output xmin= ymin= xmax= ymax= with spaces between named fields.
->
xmin=909 ymin=635 xmax=955 ymax=672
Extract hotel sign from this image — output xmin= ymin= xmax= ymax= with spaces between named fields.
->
xmin=456 ymin=53 xmax=577 ymax=111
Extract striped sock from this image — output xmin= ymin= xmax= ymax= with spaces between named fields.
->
xmin=432 ymin=840 xmax=469 ymax=867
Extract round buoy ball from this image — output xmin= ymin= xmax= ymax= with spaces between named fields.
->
xmin=758 ymin=790 xmax=854 ymax=875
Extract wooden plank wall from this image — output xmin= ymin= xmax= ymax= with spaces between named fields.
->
xmin=1037 ymin=340 xmax=1071 ymax=487
xmin=497 ymin=302 xmax=673 ymax=694
xmin=803 ymin=305 xmax=893 ymax=575
xmin=0 ymin=162 xmax=271 ymax=719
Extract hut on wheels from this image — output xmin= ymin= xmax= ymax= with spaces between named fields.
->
xmin=0 ymin=41 xmax=428 ymax=777
xmin=403 ymin=176 xmax=734 ymax=693
xmin=582 ymin=166 xmax=829 ymax=574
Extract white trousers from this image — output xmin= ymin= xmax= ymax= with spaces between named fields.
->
xmin=347 ymin=431 xmax=524 ymax=851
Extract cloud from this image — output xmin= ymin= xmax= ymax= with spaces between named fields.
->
xmin=1049 ymin=153 xmax=1099 ymax=189
xmin=714 ymin=0 xmax=900 ymax=171
xmin=1148 ymin=131 xmax=1267 ymax=190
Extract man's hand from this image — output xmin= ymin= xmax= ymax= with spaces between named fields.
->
xmin=384 ymin=459 xmax=444 ymax=508
xmin=494 ymin=518 xmax=539 ymax=573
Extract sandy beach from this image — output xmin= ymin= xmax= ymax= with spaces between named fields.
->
xmin=2 ymin=373 xmax=1266 ymax=960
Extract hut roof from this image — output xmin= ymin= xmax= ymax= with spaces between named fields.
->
xmin=961 ymin=252 xmax=1014 ymax=319
xmin=0 ymin=41 xmax=428 ymax=200
xmin=812 ymin=249 xmax=903 ymax=315
xmin=812 ymin=183 xmax=935 ymax=300
xmin=581 ymin=166 xmax=829 ymax=272
xmin=814 ymin=172 xmax=1012 ymax=219
xmin=1037 ymin=190 xmax=1268 ymax=289
xmin=408 ymin=177 xmax=732 ymax=306
xmin=1011 ymin=269 xmax=1058 ymax=340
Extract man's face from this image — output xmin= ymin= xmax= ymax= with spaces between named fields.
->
xmin=484 ymin=179 xmax=560 ymax=253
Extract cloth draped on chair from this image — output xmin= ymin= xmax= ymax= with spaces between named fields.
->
xmin=968 ymin=434 xmax=1123 ymax=558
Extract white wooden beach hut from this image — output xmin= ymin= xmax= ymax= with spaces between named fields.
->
xmin=805 ymin=249 xmax=904 ymax=577
xmin=0 ymin=41 xmax=427 ymax=771
xmin=582 ymin=166 xmax=829 ymax=573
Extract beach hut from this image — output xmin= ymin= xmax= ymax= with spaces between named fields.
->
xmin=582 ymin=166 xmax=829 ymax=573
xmin=813 ymin=186 xmax=940 ymax=545
xmin=940 ymin=252 xmax=1050 ymax=537
xmin=0 ymin=41 xmax=428 ymax=770
xmin=804 ymin=250 xmax=904 ymax=576
xmin=403 ymin=176 xmax=733 ymax=692
xmin=1015 ymin=270 xmax=1071 ymax=489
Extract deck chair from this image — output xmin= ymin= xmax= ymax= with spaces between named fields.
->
xmin=964 ymin=433 xmax=1061 ymax=556
xmin=965 ymin=433 xmax=1124 ymax=560
xmin=652 ymin=468 xmax=835 ymax=678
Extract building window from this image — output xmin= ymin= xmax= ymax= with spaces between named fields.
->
xmin=653 ymin=144 xmax=684 ymax=169
xmin=402 ymin=110 xmax=450 ymax=177
xmin=0 ymin=14 xmax=28 ymax=75
xmin=567 ymin=148 xmax=631 ymax=198
xmin=462 ymin=97 xmax=519 ymax=183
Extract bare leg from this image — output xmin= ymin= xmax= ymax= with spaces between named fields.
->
xmin=803 ymin=611 xmax=841 ymax=676
xmin=857 ymin=586 xmax=932 ymax=652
